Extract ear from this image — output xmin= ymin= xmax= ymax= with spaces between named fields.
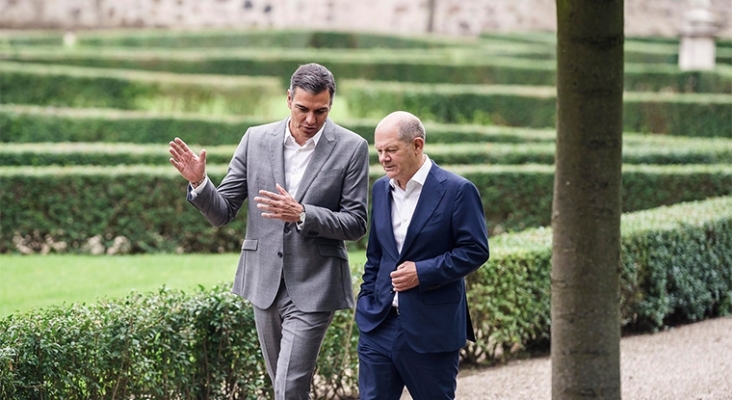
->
xmin=286 ymin=89 xmax=293 ymax=109
xmin=413 ymin=137 xmax=425 ymax=153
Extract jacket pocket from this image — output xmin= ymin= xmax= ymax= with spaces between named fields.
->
xmin=318 ymin=244 xmax=348 ymax=260
xmin=241 ymin=239 xmax=258 ymax=251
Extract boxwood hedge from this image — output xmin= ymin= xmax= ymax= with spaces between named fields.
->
xmin=3 ymin=47 xmax=730 ymax=92
xmin=341 ymin=80 xmax=732 ymax=137
xmin=0 ymin=104 xmax=556 ymax=145
xmin=0 ymin=62 xmax=281 ymax=116
xmin=1 ymin=196 xmax=729 ymax=399
xmin=0 ymin=28 xmax=460 ymax=49
xmin=2 ymin=139 xmax=730 ymax=167
xmin=2 ymin=164 xmax=730 ymax=254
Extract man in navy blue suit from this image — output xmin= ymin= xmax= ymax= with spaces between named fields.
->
xmin=355 ymin=111 xmax=490 ymax=399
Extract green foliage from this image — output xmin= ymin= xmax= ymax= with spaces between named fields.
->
xmin=4 ymin=46 xmax=730 ymax=92
xmin=0 ymin=62 xmax=281 ymax=116
xmin=0 ymin=104 xmax=557 ymax=145
xmin=464 ymin=196 xmax=732 ymax=362
xmin=0 ymin=28 xmax=456 ymax=49
xmin=453 ymin=163 xmax=732 ymax=234
xmin=2 ymin=164 xmax=731 ymax=254
xmin=0 ymin=285 xmax=269 ymax=399
xmin=3 ymin=137 xmax=731 ymax=167
xmin=0 ymin=165 xmax=247 ymax=254
xmin=0 ymin=105 xmax=271 ymax=145
xmin=2 ymin=197 xmax=730 ymax=398
xmin=342 ymin=80 xmax=732 ymax=137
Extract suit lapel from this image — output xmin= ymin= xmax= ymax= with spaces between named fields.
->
xmin=378 ymin=179 xmax=400 ymax=259
xmin=268 ymin=119 xmax=287 ymax=188
xmin=294 ymin=119 xmax=336 ymax=203
xmin=400 ymin=163 xmax=446 ymax=257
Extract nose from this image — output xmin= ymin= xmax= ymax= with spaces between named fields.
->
xmin=305 ymin=112 xmax=316 ymax=125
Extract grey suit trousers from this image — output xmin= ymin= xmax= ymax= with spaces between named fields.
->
xmin=253 ymin=280 xmax=334 ymax=400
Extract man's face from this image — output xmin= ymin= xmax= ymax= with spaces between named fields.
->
xmin=374 ymin=125 xmax=423 ymax=188
xmin=287 ymin=87 xmax=331 ymax=142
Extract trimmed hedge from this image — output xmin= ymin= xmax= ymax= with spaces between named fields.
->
xmin=7 ymin=104 xmax=730 ymax=147
xmin=0 ymin=284 xmax=358 ymax=400
xmin=0 ymin=104 xmax=556 ymax=145
xmin=2 ymin=164 xmax=731 ymax=254
xmin=342 ymin=80 xmax=732 ymax=137
xmin=3 ymin=46 xmax=730 ymax=92
xmin=0 ymin=62 xmax=281 ymax=116
xmin=464 ymin=195 xmax=732 ymax=363
xmin=0 ymin=28 xmax=460 ymax=49
xmin=1 ymin=196 xmax=730 ymax=398
xmin=3 ymin=138 xmax=731 ymax=167
xmin=478 ymin=32 xmax=732 ymax=65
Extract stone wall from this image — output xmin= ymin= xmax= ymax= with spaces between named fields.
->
xmin=1 ymin=0 xmax=730 ymax=38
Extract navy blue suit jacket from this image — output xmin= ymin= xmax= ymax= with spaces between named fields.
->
xmin=355 ymin=162 xmax=490 ymax=353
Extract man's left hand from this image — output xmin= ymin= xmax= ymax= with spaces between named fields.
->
xmin=390 ymin=261 xmax=419 ymax=292
xmin=254 ymin=183 xmax=304 ymax=223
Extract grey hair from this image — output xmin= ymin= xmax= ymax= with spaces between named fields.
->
xmin=397 ymin=117 xmax=426 ymax=143
xmin=289 ymin=63 xmax=336 ymax=105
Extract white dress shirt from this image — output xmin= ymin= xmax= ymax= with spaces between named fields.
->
xmin=391 ymin=154 xmax=432 ymax=307
xmin=283 ymin=123 xmax=323 ymax=199
xmin=190 ymin=120 xmax=324 ymax=202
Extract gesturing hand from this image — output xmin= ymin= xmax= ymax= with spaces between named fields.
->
xmin=169 ymin=137 xmax=207 ymax=184
xmin=254 ymin=184 xmax=304 ymax=223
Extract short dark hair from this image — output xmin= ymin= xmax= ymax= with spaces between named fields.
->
xmin=289 ymin=63 xmax=336 ymax=105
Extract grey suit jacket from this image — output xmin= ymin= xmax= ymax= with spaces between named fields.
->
xmin=189 ymin=118 xmax=369 ymax=312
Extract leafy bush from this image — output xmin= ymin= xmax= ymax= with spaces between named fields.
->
xmin=0 ymin=104 xmax=556 ymax=145
xmin=0 ymin=284 xmax=269 ymax=399
xmin=4 ymin=46 xmax=730 ymax=92
xmin=2 ymin=164 xmax=731 ymax=253
xmin=464 ymin=196 xmax=732 ymax=362
xmin=2 ymin=197 xmax=730 ymax=398
xmin=3 ymin=138 xmax=732 ymax=167
xmin=0 ymin=62 xmax=281 ymax=116
xmin=0 ymin=28 xmax=458 ymax=49
xmin=342 ymin=80 xmax=732 ymax=137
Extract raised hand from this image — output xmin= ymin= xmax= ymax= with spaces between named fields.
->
xmin=169 ymin=137 xmax=207 ymax=184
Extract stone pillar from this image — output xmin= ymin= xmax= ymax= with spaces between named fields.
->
xmin=678 ymin=0 xmax=721 ymax=71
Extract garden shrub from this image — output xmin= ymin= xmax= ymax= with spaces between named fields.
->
xmin=1 ymin=164 xmax=731 ymax=253
xmin=0 ymin=62 xmax=281 ymax=116
xmin=342 ymin=80 xmax=732 ymax=137
xmin=0 ymin=104 xmax=556 ymax=145
xmin=3 ymin=46 xmax=730 ymax=92
xmin=463 ymin=196 xmax=732 ymax=362
xmin=2 ymin=196 xmax=730 ymax=398
xmin=2 ymin=138 xmax=731 ymax=167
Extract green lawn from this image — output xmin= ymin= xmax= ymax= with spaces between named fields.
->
xmin=0 ymin=251 xmax=367 ymax=318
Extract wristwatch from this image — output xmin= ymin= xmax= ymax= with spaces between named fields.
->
xmin=298 ymin=207 xmax=306 ymax=224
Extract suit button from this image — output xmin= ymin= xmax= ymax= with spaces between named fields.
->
xmin=277 ymin=252 xmax=283 ymax=258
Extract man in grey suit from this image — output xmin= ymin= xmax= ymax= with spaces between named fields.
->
xmin=168 ymin=63 xmax=370 ymax=399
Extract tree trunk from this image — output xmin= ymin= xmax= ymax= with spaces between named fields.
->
xmin=551 ymin=1 xmax=624 ymax=399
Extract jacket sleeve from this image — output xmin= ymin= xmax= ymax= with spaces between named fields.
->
xmin=416 ymin=179 xmax=490 ymax=290
xmin=188 ymin=129 xmax=250 ymax=227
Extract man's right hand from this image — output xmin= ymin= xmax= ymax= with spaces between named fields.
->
xmin=169 ymin=137 xmax=207 ymax=186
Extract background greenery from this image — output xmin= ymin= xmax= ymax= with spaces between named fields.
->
xmin=0 ymin=27 xmax=730 ymax=399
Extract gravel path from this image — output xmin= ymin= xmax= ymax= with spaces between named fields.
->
xmin=402 ymin=316 xmax=732 ymax=399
